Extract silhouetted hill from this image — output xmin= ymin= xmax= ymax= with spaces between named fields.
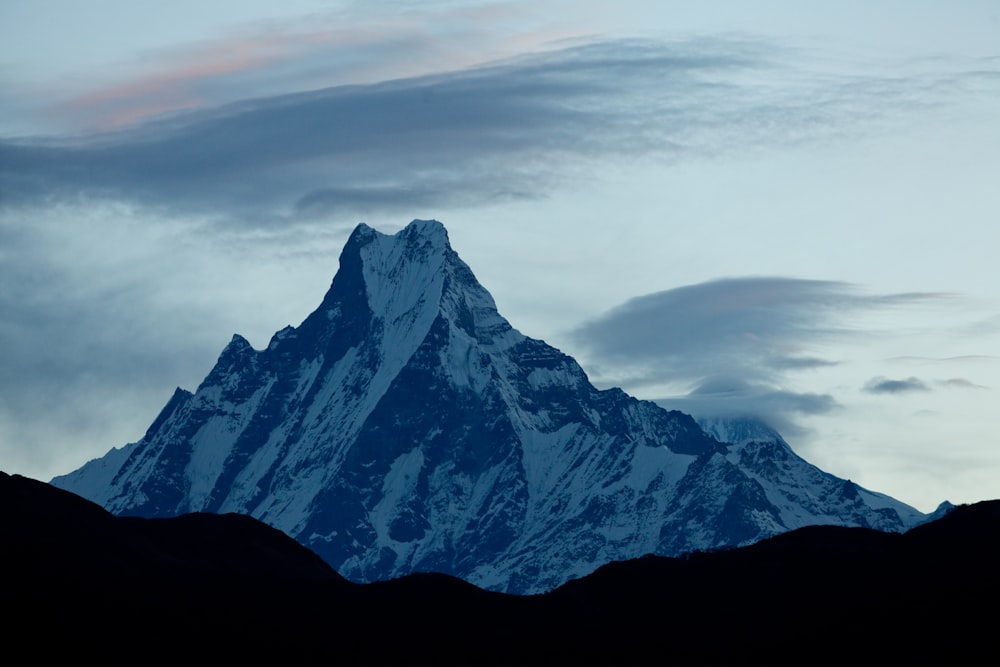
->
xmin=4 ymin=471 xmax=997 ymax=663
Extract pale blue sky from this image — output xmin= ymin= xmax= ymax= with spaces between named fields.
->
xmin=1 ymin=1 xmax=998 ymax=512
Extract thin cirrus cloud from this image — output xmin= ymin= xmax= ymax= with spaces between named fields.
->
xmin=937 ymin=378 xmax=988 ymax=390
xmin=887 ymin=355 xmax=998 ymax=364
xmin=31 ymin=2 xmax=566 ymax=134
xmin=4 ymin=36 xmax=996 ymax=229
xmin=570 ymin=277 xmax=950 ymax=435
xmin=57 ymin=38 xmax=290 ymax=131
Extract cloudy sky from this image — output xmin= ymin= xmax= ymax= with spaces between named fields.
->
xmin=2 ymin=0 xmax=998 ymax=513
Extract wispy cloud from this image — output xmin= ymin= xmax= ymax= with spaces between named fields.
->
xmin=4 ymin=36 xmax=996 ymax=227
xmin=658 ymin=378 xmax=839 ymax=441
xmin=20 ymin=3 xmax=579 ymax=134
xmin=887 ymin=355 xmax=998 ymax=364
xmin=938 ymin=378 xmax=989 ymax=390
xmin=0 ymin=204 xmax=230 ymax=477
xmin=57 ymin=36 xmax=291 ymax=130
xmin=571 ymin=277 xmax=946 ymax=385
xmin=570 ymin=277 xmax=949 ymax=433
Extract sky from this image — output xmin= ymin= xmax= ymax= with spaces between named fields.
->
xmin=1 ymin=0 xmax=998 ymax=513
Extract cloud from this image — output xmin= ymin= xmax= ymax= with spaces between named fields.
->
xmin=938 ymin=378 xmax=988 ymax=390
xmin=863 ymin=376 xmax=930 ymax=395
xmin=4 ymin=36 xmax=995 ymax=228
xmin=888 ymin=355 xmax=997 ymax=364
xmin=0 ymin=38 xmax=762 ymax=219
xmin=653 ymin=376 xmax=838 ymax=440
xmin=572 ymin=277 xmax=945 ymax=384
xmin=571 ymin=277 xmax=948 ymax=433
xmin=14 ymin=3 xmax=571 ymax=135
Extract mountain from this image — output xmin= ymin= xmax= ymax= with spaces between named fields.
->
xmin=8 ymin=470 xmax=997 ymax=663
xmin=52 ymin=219 xmax=925 ymax=594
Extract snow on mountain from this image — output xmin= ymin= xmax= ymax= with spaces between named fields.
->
xmin=699 ymin=416 xmax=927 ymax=531
xmin=52 ymin=219 xmax=926 ymax=594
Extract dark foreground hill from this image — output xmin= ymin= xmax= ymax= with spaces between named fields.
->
xmin=4 ymin=471 xmax=997 ymax=663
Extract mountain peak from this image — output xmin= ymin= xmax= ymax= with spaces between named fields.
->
xmin=347 ymin=218 xmax=449 ymax=250
xmin=399 ymin=218 xmax=449 ymax=239
xmin=52 ymin=218 xmax=926 ymax=594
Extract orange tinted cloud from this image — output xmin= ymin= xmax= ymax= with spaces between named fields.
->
xmin=51 ymin=4 xmax=594 ymax=131
xmin=60 ymin=33 xmax=300 ymax=129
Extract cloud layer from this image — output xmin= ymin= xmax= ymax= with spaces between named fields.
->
xmin=571 ymin=277 xmax=948 ymax=435
xmin=4 ymin=37 xmax=994 ymax=228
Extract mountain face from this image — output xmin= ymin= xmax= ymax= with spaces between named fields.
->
xmin=52 ymin=219 xmax=925 ymax=594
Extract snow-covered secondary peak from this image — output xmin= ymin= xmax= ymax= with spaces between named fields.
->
xmin=698 ymin=415 xmax=781 ymax=447
xmin=52 ymin=219 xmax=927 ymax=594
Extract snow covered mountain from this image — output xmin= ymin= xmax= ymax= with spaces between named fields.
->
xmin=52 ymin=219 xmax=925 ymax=594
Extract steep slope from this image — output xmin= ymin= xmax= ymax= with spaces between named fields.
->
xmin=53 ymin=219 xmax=924 ymax=593
xmin=699 ymin=416 xmax=926 ymax=531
